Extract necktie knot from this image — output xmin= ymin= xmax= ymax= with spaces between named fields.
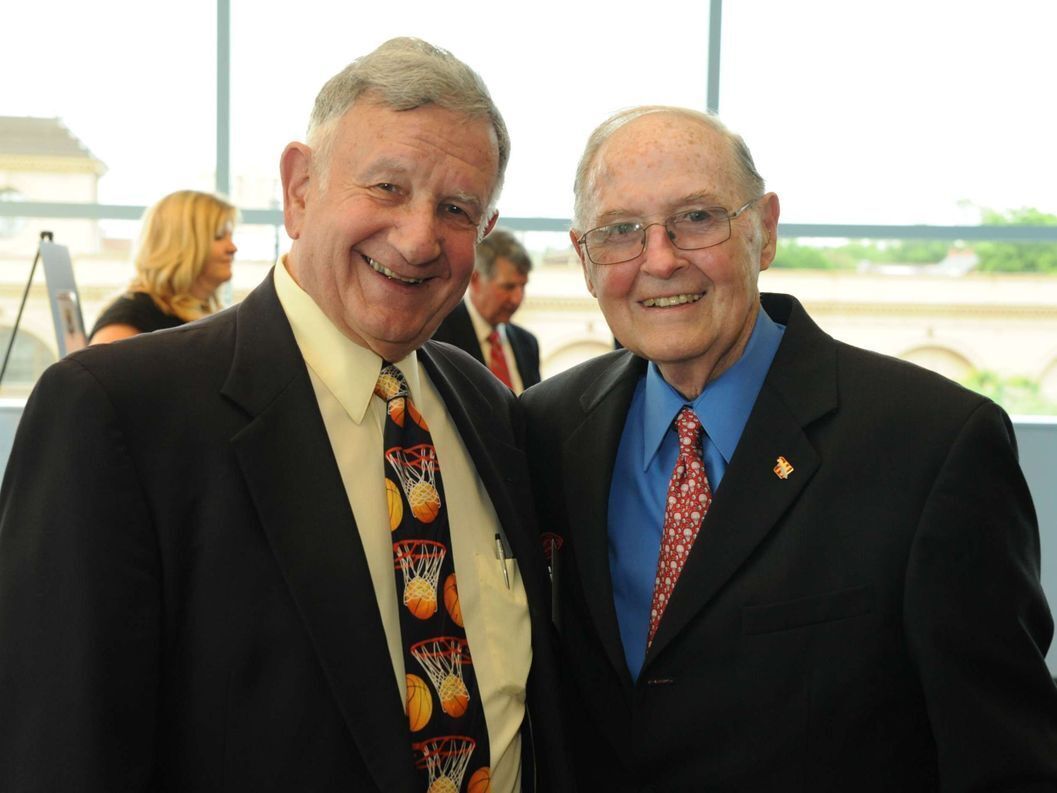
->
xmin=375 ymin=363 xmax=408 ymax=402
xmin=674 ymin=407 xmax=702 ymax=452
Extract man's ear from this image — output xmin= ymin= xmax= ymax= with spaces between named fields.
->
xmin=280 ymin=142 xmax=312 ymax=240
xmin=757 ymin=192 xmax=781 ymax=272
xmin=480 ymin=211 xmax=499 ymax=239
xmin=570 ymin=229 xmax=597 ymax=297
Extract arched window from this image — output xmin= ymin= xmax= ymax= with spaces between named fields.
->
xmin=0 ymin=327 xmax=56 ymax=395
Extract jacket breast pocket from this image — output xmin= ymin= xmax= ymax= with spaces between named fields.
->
xmin=742 ymin=585 xmax=874 ymax=635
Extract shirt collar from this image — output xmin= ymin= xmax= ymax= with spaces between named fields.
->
xmin=464 ymin=295 xmax=503 ymax=345
xmin=641 ymin=305 xmax=785 ymax=471
xmin=273 ymin=258 xmax=421 ymax=423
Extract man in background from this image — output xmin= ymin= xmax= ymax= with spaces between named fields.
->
xmin=523 ymin=105 xmax=1057 ymax=790
xmin=433 ymin=228 xmax=540 ymax=392
xmin=0 ymin=38 xmax=568 ymax=793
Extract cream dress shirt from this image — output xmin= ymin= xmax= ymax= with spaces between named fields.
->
xmin=274 ymin=262 xmax=530 ymax=791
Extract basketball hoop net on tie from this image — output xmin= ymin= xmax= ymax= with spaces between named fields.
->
xmin=385 ymin=443 xmax=442 ymax=523
xmin=411 ymin=636 xmax=473 ymax=718
xmin=393 ymin=539 xmax=446 ymax=620
xmin=413 ymin=735 xmax=476 ymax=793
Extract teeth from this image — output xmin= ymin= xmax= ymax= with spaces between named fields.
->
xmin=642 ymin=293 xmax=703 ymax=308
xmin=366 ymin=256 xmax=424 ymax=285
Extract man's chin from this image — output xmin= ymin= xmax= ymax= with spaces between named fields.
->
xmin=367 ymin=321 xmax=448 ymax=363
xmin=364 ymin=338 xmax=419 ymax=363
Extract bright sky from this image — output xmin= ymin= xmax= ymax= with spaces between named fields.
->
xmin=5 ymin=0 xmax=1056 ymax=227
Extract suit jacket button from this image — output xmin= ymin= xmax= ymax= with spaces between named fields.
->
xmin=645 ymin=677 xmax=674 ymax=686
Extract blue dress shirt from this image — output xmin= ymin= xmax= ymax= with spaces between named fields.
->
xmin=608 ymin=307 xmax=785 ymax=680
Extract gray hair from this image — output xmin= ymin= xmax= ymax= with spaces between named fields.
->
xmin=571 ymin=105 xmax=765 ymax=230
xmin=475 ymin=228 xmax=533 ymax=278
xmin=307 ymin=37 xmax=509 ymax=225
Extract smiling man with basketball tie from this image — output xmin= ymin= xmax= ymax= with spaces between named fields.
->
xmin=0 ymin=39 xmax=569 ymax=793
xmin=522 ymin=106 xmax=1057 ymax=789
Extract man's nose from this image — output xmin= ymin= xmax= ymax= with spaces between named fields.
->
xmin=391 ymin=203 xmax=442 ymax=264
xmin=640 ymin=223 xmax=686 ymax=277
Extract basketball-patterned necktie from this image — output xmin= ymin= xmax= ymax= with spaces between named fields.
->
xmin=486 ymin=329 xmax=514 ymax=389
xmin=374 ymin=364 xmax=491 ymax=793
xmin=647 ymin=406 xmax=713 ymax=647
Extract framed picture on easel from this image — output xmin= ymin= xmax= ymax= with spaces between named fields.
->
xmin=39 ymin=238 xmax=86 ymax=357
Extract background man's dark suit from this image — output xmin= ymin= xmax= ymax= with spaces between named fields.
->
xmin=433 ymin=301 xmax=541 ymax=389
xmin=0 ymin=275 xmax=569 ymax=792
xmin=523 ymin=293 xmax=1057 ymax=791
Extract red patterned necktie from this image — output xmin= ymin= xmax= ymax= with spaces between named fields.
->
xmin=486 ymin=329 xmax=514 ymax=389
xmin=374 ymin=364 xmax=491 ymax=793
xmin=647 ymin=407 xmax=712 ymax=647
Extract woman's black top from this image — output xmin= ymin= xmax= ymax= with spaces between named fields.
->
xmin=89 ymin=292 xmax=184 ymax=341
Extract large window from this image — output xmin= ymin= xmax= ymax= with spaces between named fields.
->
xmin=1 ymin=0 xmax=1055 ymax=411
xmin=228 ymin=0 xmax=713 ymax=219
xmin=721 ymin=1 xmax=1057 ymax=226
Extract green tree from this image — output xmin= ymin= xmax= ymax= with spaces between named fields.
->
xmin=841 ymin=239 xmax=951 ymax=264
xmin=773 ymin=239 xmax=953 ymax=271
xmin=961 ymin=369 xmax=1057 ymax=415
xmin=772 ymin=206 xmax=1057 ymax=273
xmin=772 ymin=241 xmax=839 ymax=269
xmin=976 ymin=207 xmax=1057 ymax=273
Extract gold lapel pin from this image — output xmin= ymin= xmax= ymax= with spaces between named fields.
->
xmin=773 ymin=456 xmax=794 ymax=479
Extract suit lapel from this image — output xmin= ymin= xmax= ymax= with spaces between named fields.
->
xmin=452 ymin=303 xmax=487 ymax=365
xmin=507 ymin=325 xmax=538 ymax=388
xmin=644 ymin=295 xmax=839 ymax=668
xmin=563 ymin=353 xmax=646 ymax=686
xmin=222 ymin=277 xmax=419 ymax=792
xmin=643 ymin=385 xmax=819 ymax=662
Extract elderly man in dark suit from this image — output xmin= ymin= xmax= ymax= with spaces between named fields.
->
xmin=433 ymin=228 xmax=541 ymax=393
xmin=522 ymin=105 xmax=1057 ymax=790
xmin=0 ymin=38 xmax=569 ymax=793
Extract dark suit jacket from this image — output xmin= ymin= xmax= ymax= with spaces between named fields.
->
xmin=0 ymin=274 xmax=570 ymax=792
xmin=522 ymin=293 xmax=1057 ymax=791
xmin=432 ymin=301 xmax=541 ymax=389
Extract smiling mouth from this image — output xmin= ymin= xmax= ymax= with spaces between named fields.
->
xmin=365 ymin=255 xmax=425 ymax=285
xmin=641 ymin=293 xmax=703 ymax=308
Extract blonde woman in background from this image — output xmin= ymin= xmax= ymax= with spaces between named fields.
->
xmin=89 ymin=190 xmax=238 ymax=344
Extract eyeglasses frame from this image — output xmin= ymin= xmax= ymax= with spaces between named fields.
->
xmin=576 ymin=196 xmax=762 ymax=266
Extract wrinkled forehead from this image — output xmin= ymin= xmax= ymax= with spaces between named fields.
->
xmin=588 ymin=114 xmax=742 ymax=219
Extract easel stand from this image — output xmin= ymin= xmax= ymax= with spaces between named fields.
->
xmin=0 ymin=231 xmax=52 ymax=387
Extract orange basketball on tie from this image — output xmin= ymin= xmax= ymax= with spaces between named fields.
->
xmin=407 ymin=399 xmax=428 ymax=430
xmin=428 ymin=777 xmax=458 ymax=793
xmin=443 ymin=573 xmax=463 ymax=627
xmin=404 ymin=576 xmax=438 ymax=620
xmin=438 ymin=672 xmax=470 ymax=717
xmin=409 ymin=480 xmax=441 ymax=523
xmin=406 ymin=673 xmax=432 ymax=732
xmin=467 ymin=766 xmax=491 ymax=793
xmin=387 ymin=395 xmax=407 ymax=427
xmin=385 ymin=478 xmax=403 ymax=531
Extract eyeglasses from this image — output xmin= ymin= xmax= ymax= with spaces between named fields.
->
xmin=576 ymin=197 xmax=760 ymax=266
